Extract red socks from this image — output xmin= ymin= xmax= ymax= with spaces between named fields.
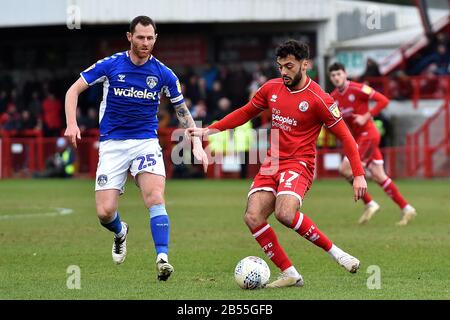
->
xmin=250 ymin=213 xmax=335 ymax=271
xmin=291 ymin=212 xmax=333 ymax=251
xmin=251 ymin=223 xmax=292 ymax=271
xmin=379 ymin=178 xmax=408 ymax=209
xmin=362 ymin=192 xmax=373 ymax=205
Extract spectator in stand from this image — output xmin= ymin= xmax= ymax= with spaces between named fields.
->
xmin=208 ymin=97 xmax=232 ymax=124
xmin=28 ymin=91 xmax=42 ymax=119
xmin=206 ymin=80 xmax=225 ymax=113
xmin=432 ymin=44 xmax=450 ymax=75
xmin=33 ymin=137 xmax=75 ymax=178
xmin=409 ymin=44 xmax=450 ymax=75
xmin=191 ymin=99 xmax=208 ymax=124
xmin=224 ymin=64 xmax=252 ymax=108
xmin=197 ymin=77 xmax=208 ymax=102
xmin=0 ymin=90 xmax=8 ymax=114
xmin=202 ymin=63 xmax=219 ymax=90
xmin=185 ymin=74 xmax=201 ymax=105
xmin=42 ymin=92 xmax=63 ymax=137
xmin=360 ymin=58 xmax=381 ymax=81
xmin=20 ymin=110 xmax=39 ymax=130
xmin=1 ymin=102 xmax=21 ymax=131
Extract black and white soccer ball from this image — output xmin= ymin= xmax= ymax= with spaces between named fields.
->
xmin=234 ymin=256 xmax=270 ymax=289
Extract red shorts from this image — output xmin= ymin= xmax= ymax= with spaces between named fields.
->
xmin=356 ymin=132 xmax=384 ymax=166
xmin=248 ymin=159 xmax=313 ymax=206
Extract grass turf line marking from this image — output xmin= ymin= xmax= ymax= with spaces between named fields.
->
xmin=0 ymin=208 xmax=74 ymax=220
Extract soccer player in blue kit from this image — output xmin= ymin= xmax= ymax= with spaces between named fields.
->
xmin=64 ymin=16 xmax=208 ymax=281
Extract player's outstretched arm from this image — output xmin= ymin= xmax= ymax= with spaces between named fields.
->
xmin=174 ymin=102 xmax=209 ymax=172
xmin=186 ymin=101 xmax=262 ymax=138
xmin=329 ymin=120 xmax=367 ymax=201
xmin=64 ymin=78 xmax=89 ymax=148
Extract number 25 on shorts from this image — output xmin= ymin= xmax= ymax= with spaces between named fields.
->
xmin=136 ymin=154 xmax=156 ymax=170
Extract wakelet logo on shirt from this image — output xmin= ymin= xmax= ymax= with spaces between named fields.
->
xmin=113 ymin=87 xmax=158 ymax=100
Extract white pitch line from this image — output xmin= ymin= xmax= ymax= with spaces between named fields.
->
xmin=0 ymin=208 xmax=74 ymax=220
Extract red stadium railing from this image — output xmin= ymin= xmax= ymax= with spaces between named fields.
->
xmin=1 ymin=125 xmax=449 ymax=179
xmin=363 ymin=75 xmax=450 ymax=108
xmin=405 ymin=100 xmax=450 ymax=178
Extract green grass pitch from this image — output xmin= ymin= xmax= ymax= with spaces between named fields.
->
xmin=1 ymin=178 xmax=449 ymax=299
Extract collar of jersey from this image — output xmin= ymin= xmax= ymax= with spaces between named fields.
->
xmin=286 ymin=77 xmax=311 ymax=94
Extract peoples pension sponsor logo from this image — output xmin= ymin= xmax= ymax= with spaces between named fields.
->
xmin=272 ymin=108 xmax=297 ymax=132
xmin=113 ymin=87 xmax=158 ymax=100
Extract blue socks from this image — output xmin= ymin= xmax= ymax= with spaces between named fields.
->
xmin=150 ymin=204 xmax=170 ymax=257
xmin=100 ymin=211 xmax=123 ymax=236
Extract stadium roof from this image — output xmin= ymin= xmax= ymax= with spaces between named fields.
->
xmin=0 ymin=0 xmax=333 ymax=28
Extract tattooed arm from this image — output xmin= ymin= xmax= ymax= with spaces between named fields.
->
xmin=174 ymin=102 xmax=209 ymax=172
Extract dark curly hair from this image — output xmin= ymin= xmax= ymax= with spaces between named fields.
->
xmin=275 ymin=40 xmax=310 ymax=61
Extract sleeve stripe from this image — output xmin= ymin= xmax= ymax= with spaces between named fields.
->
xmin=251 ymin=101 xmax=266 ymax=110
xmin=80 ymin=73 xmax=89 ymax=86
xmin=326 ymin=117 xmax=342 ymax=128
xmin=170 ymin=95 xmax=184 ymax=104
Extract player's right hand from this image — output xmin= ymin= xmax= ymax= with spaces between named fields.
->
xmin=353 ymin=175 xmax=367 ymax=202
xmin=185 ymin=127 xmax=209 ymax=139
xmin=64 ymin=125 xmax=81 ymax=148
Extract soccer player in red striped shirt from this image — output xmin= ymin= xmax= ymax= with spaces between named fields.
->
xmin=329 ymin=62 xmax=417 ymax=226
xmin=187 ymin=40 xmax=367 ymax=288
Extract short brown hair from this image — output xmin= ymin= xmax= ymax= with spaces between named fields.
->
xmin=129 ymin=16 xmax=156 ymax=33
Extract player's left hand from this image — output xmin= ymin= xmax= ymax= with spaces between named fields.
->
xmin=192 ymin=139 xmax=209 ymax=173
xmin=352 ymin=112 xmax=371 ymax=126
xmin=353 ymin=175 xmax=367 ymax=202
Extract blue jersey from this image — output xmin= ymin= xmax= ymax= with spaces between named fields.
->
xmin=80 ymin=51 xmax=184 ymax=141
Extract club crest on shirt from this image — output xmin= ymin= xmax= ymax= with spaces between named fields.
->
xmin=298 ymin=101 xmax=309 ymax=112
xmin=328 ymin=102 xmax=341 ymax=118
xmin=146 ymin=76 xmax=158 ymax=89
xmin=348 ymin=94 xmax=355 ymax=102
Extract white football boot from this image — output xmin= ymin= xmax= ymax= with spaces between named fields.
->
xmin=334 ymin=252 xmax=360 ymax=273
xmin=265 ymin=273 xmax=304 ymax=288
xmin=112 ymin=222 xmax=128 ymax=264
xmin=396 ymin=205 xmax=417 ymax=226
xmin=358 ymin=201 xmax=380 ymax=224
xmin=156 ymin=257 xmax=174 ymax=281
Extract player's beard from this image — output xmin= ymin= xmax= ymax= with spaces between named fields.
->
xmin=132 ymin=42 xmax=152 ymax=59
xmin=283 ymin=72 xmax=302 ymax=90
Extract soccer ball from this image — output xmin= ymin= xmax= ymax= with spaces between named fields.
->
xmin=234 ymin=256 xmax=270 ymax=289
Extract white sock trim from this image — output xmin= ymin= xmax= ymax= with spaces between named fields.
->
xmin=328 ymin=244 xmax=344 ymax=260
xmin=293 ymin=213 xmax=304 ymax=231
xmin=282 ymin=266 xmax=300 ymax=278
xmin=252 ymin=224 xmax=271 ymax=238
xmin=157 ymin=253 xmax=168 ymax=262
xmin=115 ymin=222 xmax=126 ymax=238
